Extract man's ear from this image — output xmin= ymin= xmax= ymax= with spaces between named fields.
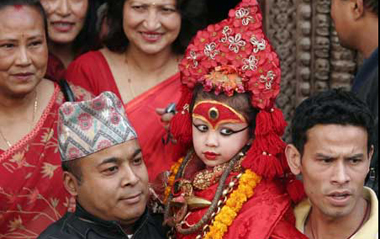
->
xmin=285 ymin=144 xmax=302 ymax=175
xmin=63 ymin=171 xmax=79 ymax=197
xmin=351 ymin=0 xmax=365 ymax=20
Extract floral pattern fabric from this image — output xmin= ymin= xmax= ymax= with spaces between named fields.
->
xmin=0 ymin=84 xmax=92 ymax=238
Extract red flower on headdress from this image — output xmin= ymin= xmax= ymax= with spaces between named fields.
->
xmin=172 ymin=0 xmax=307 ymax=194
xmin=178 ymin=0 xmax=281 ymax=110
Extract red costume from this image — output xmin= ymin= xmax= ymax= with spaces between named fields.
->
xmin=65 ymin=51 xmax=181 ymax=180
xmin=168 ymin=159 xmax=306 ymax=239
xmin=0 ymin=84 xmax=92 ymax=238
xmin=161 ymin=0 xmax=308 ymax=238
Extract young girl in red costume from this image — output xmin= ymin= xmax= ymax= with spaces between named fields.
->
xmin=159 ymin=0 xmax=308 ymax=238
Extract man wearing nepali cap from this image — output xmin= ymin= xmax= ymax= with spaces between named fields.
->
xmin=38 ymin=91 xmax=168 ymax=239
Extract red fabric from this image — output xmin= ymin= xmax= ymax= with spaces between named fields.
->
xmin=173 ymin=160 xmax=308 ymax=239
xmin=0 ymin=84 xmax=92 ymax=238
xmin=65 ymin=51 xmax=182 ymax=180
xmin=45 ymin=53 xmax=66 ymax=82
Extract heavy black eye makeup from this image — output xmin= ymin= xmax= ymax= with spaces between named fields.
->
xmin=193 ymin=123 xmax=208 ymax=132
xmin=220 ymin=125 xmax=249 ymax=136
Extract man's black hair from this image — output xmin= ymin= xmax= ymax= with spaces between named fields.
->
xmin=62 ymin=159 xmax=83 ymax=184
xmin=290 ymin=88 xmax=375 ymax=156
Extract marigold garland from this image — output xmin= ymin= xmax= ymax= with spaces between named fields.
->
xmin=163 ymin=157 xmax=184 ymax=204
xmin=204 ymin=169 xmax=261 ymax=239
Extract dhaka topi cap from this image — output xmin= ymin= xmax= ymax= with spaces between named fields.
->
xmin=58 ymin=91 xmax=137 ymax=161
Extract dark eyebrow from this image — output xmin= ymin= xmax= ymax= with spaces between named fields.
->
xmin=0 ymin=38 xmax=17 ymax=42
xmin=131 ymin=149 xmax=142 ymax=159
xmin=98 ymin=157 xmax=118 ymax=166
xmin=97 ymin=148 xmax=142 ymax=167
xmin=345 ymin=153 xmax=365 ymax=159
xmin=28 ymin=35 xmax=44 ymax=40
xmin=315 ymin=153 xmax=335 ymax=159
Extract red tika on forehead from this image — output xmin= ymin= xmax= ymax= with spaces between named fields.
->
xmin=192 ymin=101 xmax=246 ymax=129
xmin=14 ymin=5 xmax=23 ymax=10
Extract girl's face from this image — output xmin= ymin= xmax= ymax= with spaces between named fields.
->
xmin=123 ymin=0 xmax=181 ymax=55
xmin=192 ymin=100 xmax=250 ymax=168
xmin=40 ymin=0 xmax=88 ymax=45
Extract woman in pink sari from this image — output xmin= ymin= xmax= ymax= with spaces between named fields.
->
xmin=66 ymin=0 xmax=207 ymax=181
xmin=0 ymin=1 xmax=92 ymax=237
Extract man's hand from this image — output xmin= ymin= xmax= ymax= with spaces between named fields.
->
xmin=156 ymin=108 xmax=175 ymax=131
xmin=157 ymin=103 xmax=177 ymax=144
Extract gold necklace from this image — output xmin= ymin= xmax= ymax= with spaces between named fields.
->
xmin=124 ymin=54 xmax=179 ymax=102
xmin=192 ymin=157 xmax=243 ymax=190
xmin=124 ymin=57 xmax=139 ymax=102
xmin=0 ymin=91 xmax=38 ymax=149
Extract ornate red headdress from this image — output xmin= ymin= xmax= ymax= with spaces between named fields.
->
xmin=170 ymin=0 xmax=304 ymax=203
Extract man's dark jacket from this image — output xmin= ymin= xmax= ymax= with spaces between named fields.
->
xmin=37 ymin=204 xmax=168 ymax=239
xmin=352 ymin=47 xmax=378 ymax=195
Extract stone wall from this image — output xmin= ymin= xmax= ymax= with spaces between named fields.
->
xmin=260 ymin=0 xmax=360 ymax=141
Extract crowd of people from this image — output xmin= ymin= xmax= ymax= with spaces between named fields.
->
xmin=0 ymin=0 xmax=377 ymax=239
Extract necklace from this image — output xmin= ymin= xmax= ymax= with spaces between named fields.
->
xmin=124 ymin=54 xmax=179 ymax=102
xmin=124 ymin=57 xmax=137 ymax=101
xmin=0 ymin=91 xmax=38 ymax=148
xmin=309 ymin=200 xmax=370 ymax=239
xmin=192 ymin=157 xmax=243 ymax=190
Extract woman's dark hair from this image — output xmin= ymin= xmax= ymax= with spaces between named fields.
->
xmin=190 ymin=84 xmax=259 ymax=137
xmin=0 ymin=0 xmax=48 ymax=36
xmin=104 ymin=0 xmax=207 ymax=54
xmin=290 ymin=88 xmax=375 ymax=156
xmin=71 ymin=0 xmax=103 ymax=55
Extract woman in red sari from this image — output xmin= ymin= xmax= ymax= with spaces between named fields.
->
xmin=65 ymin=0 xmax=207 ymax=181
xmin=0 ymin=1 xmax=92 ymax=237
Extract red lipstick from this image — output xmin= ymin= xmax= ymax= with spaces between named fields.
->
xmin=203 ymin=152 xmax=219 ymax=160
